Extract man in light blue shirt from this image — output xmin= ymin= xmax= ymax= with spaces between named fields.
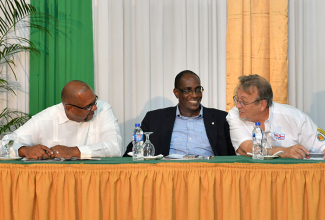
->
xmin=124 ymin=70 xmax=235 ymax=156
xmin=170 ymin=105 xmax=214 ymax=156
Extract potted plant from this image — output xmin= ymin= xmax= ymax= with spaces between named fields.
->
xmin=0 ymin=0 xmax=56 ymax=136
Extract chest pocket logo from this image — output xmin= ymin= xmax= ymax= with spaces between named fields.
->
xmin=317 ymin=128 xmax=325 ymax=141
xmin=274 ymin=132 xmax=285 ymax=140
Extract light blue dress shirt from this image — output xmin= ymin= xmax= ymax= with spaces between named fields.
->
xmin=169 ymin=105 xmax=214 ymax=156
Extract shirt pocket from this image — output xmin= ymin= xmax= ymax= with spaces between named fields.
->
xmin=271 ymin=132 xmax=297 ymax=148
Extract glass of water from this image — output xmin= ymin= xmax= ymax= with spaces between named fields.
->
xmin=143 ymin=132 xmax=155 ymax=157
xmin=262 ymin=131 xmax=272 ymax=156
xmin=2 ymin=132 xmax=17 ymax=158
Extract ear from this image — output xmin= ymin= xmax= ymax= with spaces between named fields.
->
xmin=65 ymin=104 xmax=73 ymax=113
xmin=173 ymin=88 xmax=179 ymax=99
xmin=260 ymin=100 xmax=268 ymax=111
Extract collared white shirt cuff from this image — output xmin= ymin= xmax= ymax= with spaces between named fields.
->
xmin=77 ymin=145 xmax=92 ymax=158
xmin=11 ymin=143 xmax=23 ymax=157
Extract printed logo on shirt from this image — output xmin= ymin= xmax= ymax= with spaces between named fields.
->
xmin=317 ymin=128 xmax=325 ymax=141
xmin=274 ymin=132 xmax=285 ymax=140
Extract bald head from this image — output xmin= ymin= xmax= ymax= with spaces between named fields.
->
xmin=61 ymin=80 xmax=92 ymax=104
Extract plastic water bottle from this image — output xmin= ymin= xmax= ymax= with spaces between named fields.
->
xmin=252 ymin=122 xmax=264 ymax=160
xmin=132 ymin=123 xmax=144 ymax=161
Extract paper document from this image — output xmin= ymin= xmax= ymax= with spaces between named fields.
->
xmin=164 ymin=154 xmax=214 ymax=160
xmin=22 ymin=157 xmax=102 ymax=162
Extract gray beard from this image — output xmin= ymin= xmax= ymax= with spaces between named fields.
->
xmin=239 ymin=116 xmax=249 ymax=122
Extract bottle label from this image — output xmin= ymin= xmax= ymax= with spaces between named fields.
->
xmin=255 ymin=134 xmax=262 ymax=140
xmin=134 ymin=134 xmax=143 ymax=142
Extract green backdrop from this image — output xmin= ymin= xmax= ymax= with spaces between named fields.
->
xmin=30 ymin=0 xmax=94 ymax=115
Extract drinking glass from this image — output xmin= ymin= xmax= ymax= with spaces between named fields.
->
xmin=143 ymin=132 xmax=155 ymax=157
xmin=2 ymin=132 xmax=17 ymax=158
xmin=262 ymin=131 xmax=272 ymax=156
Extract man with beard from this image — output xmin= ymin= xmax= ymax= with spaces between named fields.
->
xmin=11 ymin=80 xmax=123 ymax=159
xmin=226 ymin=74 xmax=325 ymax=159
xmin=124 ymin=70 xmax=235 ymax=157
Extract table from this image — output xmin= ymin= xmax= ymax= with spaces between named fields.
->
xmin=0 ymin=156 xmax=324 ymax=220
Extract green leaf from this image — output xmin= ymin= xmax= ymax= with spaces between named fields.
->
xmin=0 ymin=108 xmax=30 ymax=134
xmin=0 ymin=0 xmax=56 ymax=133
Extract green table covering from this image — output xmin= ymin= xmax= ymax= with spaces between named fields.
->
xmin=1 ymin=155 xmax=324 ymax=164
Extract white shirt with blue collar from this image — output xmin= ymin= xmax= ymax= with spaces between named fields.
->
xmin=169 ymin=105 xmax=214 ymax=156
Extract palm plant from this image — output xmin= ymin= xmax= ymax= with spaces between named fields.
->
xmin=0 ymin=78 xmax=29 ymax=134
xmin=0 ymin=0 xmax=56 ymax=134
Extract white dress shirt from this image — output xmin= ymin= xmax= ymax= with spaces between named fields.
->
xmin=226 ymin=102 xmax=325 ymax=153
xmin=9 ymin=100 xmax=124 ymax=158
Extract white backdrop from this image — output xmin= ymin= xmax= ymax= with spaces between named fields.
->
xmin=4 ymin=0 xmax=325 ymax=148
xmin=288 ymin=0 xmax=325 ymax=130
xmin=92 ymin=0 xmax=228 ymax=146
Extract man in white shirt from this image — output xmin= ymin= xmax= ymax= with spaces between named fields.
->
xmin=12 ymin=80 xmax=123 ymax=159
xmin=226 ymin=74 xmax=325 ymax=159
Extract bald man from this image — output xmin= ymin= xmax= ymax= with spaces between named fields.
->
xmin=11 ymin=80 xmax=123 ymax=159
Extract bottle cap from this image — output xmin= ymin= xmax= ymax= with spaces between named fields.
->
xmin=255 ymin=122 xmax=261 ymax=126
xmin=135 ymin=123 xmax=140 ymax=127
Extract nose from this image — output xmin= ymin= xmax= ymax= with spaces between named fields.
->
xmin=91 ymin=104 xmax=97 ymax=111
xmin=236 ymin=101 xmax=242 ymax=109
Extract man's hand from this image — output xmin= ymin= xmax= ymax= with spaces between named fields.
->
xmin=18 ymin=145 xmax=53 ymax=159
xmin=275 ymin=145 xmax=309 ymax=159
xmin=51 ymin=145 xmax=81 ymax=158
xmin=238 ymin=140 xmax=310 ymax=159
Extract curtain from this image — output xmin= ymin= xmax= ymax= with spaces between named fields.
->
xmin=226 ymin=0 xmax=288 ymax=111
xmin=5 ymin=0 xmax=325 ymax=143
xmin=92 ymin=0 xmax=228 ymax=146
xmin=29 ymin=0 xmax=94 ymax=115
xmin=288 ymin=0 xmax=325 ymax=129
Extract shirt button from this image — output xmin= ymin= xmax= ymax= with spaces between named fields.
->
xmin=188 ymin=147 xmax=191 ymax=149
xmin=189 ymin=137 xmax=191 ymax=140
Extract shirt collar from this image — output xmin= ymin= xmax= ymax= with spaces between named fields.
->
xmin=176 ymin=104 xmax=203 ymax=119
xmin=58 ymin=103 xmax=71 ymax=124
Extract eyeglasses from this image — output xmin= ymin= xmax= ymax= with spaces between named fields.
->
xmin=177 ymin=86 xmax=204 ymax=95
xmin=233 ymin=95 xmax=260 ymax=107
xmin=66 ymin=95 xmax=98 ymax=111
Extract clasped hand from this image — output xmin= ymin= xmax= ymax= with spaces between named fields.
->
xmin=51 ymin=145 xmax=80 ymax=158
xmin=18 ymin=145 xmax=53 ymax=159
xmin=18 ymin=145 xmax=80 ymax=159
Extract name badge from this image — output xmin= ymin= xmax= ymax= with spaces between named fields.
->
xmin=274 ymin=132 xmax=285 ymax=140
